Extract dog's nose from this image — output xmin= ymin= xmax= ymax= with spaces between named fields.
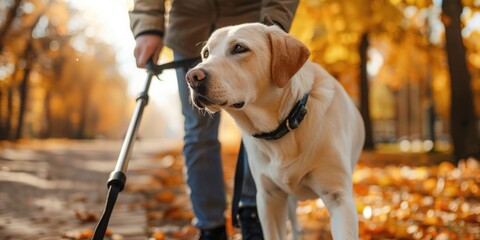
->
xmin=186 ymin=68 xmax=207 ymax=87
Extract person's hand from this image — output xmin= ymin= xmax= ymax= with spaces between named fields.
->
xmin=134 ymin=34 xmax=163 ymax=68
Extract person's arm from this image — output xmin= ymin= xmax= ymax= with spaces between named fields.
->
xmin=129 ymin=0 xmax=166 ymax=67
xmin=260 ymin=0 xmax=299 ymax=32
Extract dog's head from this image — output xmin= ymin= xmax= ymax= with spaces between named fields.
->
xmin=185 ymin=23 xmax=310 ymax=113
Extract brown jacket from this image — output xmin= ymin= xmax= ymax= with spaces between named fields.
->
xmin=129 ymin=0 xmax=299 ymax=57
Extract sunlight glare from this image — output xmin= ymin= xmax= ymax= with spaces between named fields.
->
xmin=363 ymin=205 xmax=373 ymax=220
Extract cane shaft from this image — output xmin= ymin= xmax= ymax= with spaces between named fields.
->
xmin=114 ymin=71 xmax=154 ymax=173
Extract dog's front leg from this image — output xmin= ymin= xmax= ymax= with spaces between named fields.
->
xmin=287 ymin=195 xmax=302 ymax=240
xmin=256 ymin=176 xmax=289 ymax=240
xmin=322 ymin=189 xmax=359 ymax=240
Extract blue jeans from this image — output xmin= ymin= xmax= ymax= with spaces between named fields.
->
xmin=174 ymin=53 xmax=256 ymax=230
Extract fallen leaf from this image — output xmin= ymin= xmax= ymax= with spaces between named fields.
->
xmin=147 ymin=211 xmax=164 ymax=220
xmin=154 ymin=191 xmax=176 ymax=203
xmin=152 ymin=230 xmax=165 ymax=240
xmin=62 ymin=229 xmax=111 ymax=239
xmin=164 ymin=206 xmax=194 ymax=220
xmin=74 ymin=210 xmax=98 ymax=223
xmin=61 ymin=229 xmax=93 ymax=239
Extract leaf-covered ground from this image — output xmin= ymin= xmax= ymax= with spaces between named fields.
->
xmin=0 ymin=140 xmax=479 ymax=240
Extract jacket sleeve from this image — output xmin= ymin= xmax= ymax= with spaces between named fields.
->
xmin=260 ymin=0 xmax=299 ymax=32
xmin=129 ymin=0 xmax=166 ymax=38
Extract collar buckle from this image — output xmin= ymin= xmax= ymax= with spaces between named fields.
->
xmin=253 ymin=94 xmax=309 ymax=140
xmin=287 ymin=104 xmax=307 ymax=131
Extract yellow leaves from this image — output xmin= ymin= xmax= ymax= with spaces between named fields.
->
xmin=292 ymin=1 xmax=370 ymax=73
xmin=388 ymin=0 xmax=433 ymax=8
xmin=0 ymin=0 xmax=135 ymax=138
xmin=389 ymin=0 xmax=403 ymax=5
xmin=332 ymin=18 xmax=347 ymax=32
xmin=292 ymin=0 xmax=406 ymax=79
xmin=468 ymin=52 xmax=480 ymax=68
xmin=290 ymin=7 xmax=318 ymax=44
xmin=302 ymin=0 xmax=328 ymax=7
xmin=323 ymin=43 xmax=350 ymax=64
xmin=432 ymin=66 xmax=451 ymax=119
xmin=370 ymin=82 xmax=395 ymax=120
xmin=374 ymin=30 xmax=433 ymax=89
xmin=328 ymin=2 xmax=342 ymax=14
xmin=462 ymin=0 xmax=480 ymax=8
xmin=405 ymin=0 xmax=417 ymax=6
xmin=45 ymin=1 xmax=70 ymax=36
xmin=340 ymin=32 xmax=360 ymax=45
xmin=412 ymin=0 xmax=433 ymax=8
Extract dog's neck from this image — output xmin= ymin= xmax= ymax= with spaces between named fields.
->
xmin=227 ymin=70 xmax=313 ymax=139
xmin=252 ymin=94 xmax=308 ymax=140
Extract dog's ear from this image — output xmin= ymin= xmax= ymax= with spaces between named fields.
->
xmin=268 ymin=26 xmax=310 ymax=88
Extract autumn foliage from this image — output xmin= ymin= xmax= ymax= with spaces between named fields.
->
xmin=1 ymin=0 xmax=480 ymax=158
xmin=291 ymin=0 xmax=480 ymax=160
xmin=0 ymin=0 xmax=131 ymax=140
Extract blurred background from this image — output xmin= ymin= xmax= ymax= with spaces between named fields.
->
xmin=1 ymin=0 xmax=480 ymax=159
xmin=0 ymin=0 xmax=187 ymax=141
xmin=1 ymin=0 xmax=480 ymax=239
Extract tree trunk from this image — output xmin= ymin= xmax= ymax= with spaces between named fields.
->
xmin=40 ymin=90 xmax=51 ymax=138
xmin=442 ymin=0 xmax=480 ymax=162
xmin=15 ymin=42 xmax=34 ymax=139
xmin=4 ymin=87 xmax=14 ymax=140
xmin=0 ymin=0 xmax=22 ymax=52
xmin=76 ymin=92 xmax=89 ymax=139
xmin=425 ymin=48 xmax=436 ymax=152
xmin=0 ymin=88 xmax=8 ymax=139
xmin=425 ymin=79 xmax=436 ymax=152
xmin=0 ymin=89 xmax=3 ymax=139
xmin=359 ymin=32 xmax=375 ymax=149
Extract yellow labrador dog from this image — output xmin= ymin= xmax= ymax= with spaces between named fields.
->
xmin=186 ymin=23 xmax=365 ymax=240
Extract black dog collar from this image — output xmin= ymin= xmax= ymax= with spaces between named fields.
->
xmin=253 ymin=94 xmax=309 ymax=140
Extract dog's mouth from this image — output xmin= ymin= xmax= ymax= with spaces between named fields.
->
xmin=192 ymin=93 xmax=225 ymax=108
xmin=193 ymin=95 xmax=213 ymax=109
xmin=192 ymin=92 xmax=245 ymax=110
xmin=230 ymin=102 xmax=245 ymax=109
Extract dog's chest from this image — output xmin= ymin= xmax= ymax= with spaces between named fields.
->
xmin=247 ymin=139 xmax=319 ymax=200
xmin=263 ymin=161 xmax=317 ymax=200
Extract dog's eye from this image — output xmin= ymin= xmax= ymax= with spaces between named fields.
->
xmin=232 ymin=44 xmax=248 ymax=54
xmin=203 ymin=50 xmax=209 ymax=59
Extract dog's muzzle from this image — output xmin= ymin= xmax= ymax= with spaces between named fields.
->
xmin=186 ymin=68 xmax=210 ymax=108
xmin=186 ymin=68 xmax=245 ymax=110
xmin=186 ymin=68 xmax=208 ymax=93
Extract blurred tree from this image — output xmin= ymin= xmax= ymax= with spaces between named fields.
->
xmin=0 ymin=0 xmax=131 ymax=140
xmin=292 ymin=0 xmax=480 ymax=158
xmin=359 ymin=32 xmax=374 ymax=149
xmin=17 ymin=1 xmax=51 ymax=139
xmin=1 ymin=0 xmax=47 ymax=139
xmin=291 ymin=0 xmax=404 ymax=149
xmin=442 ymin=0 xmax=480 ymax=162
xmin=16 ymin=41 xmax=34 ymax=139
xmin=0 ymin=0 xmax=21 ymax=52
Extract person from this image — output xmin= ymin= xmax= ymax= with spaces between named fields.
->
xmin=129 ymin=1 xmax=299 ymax=239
